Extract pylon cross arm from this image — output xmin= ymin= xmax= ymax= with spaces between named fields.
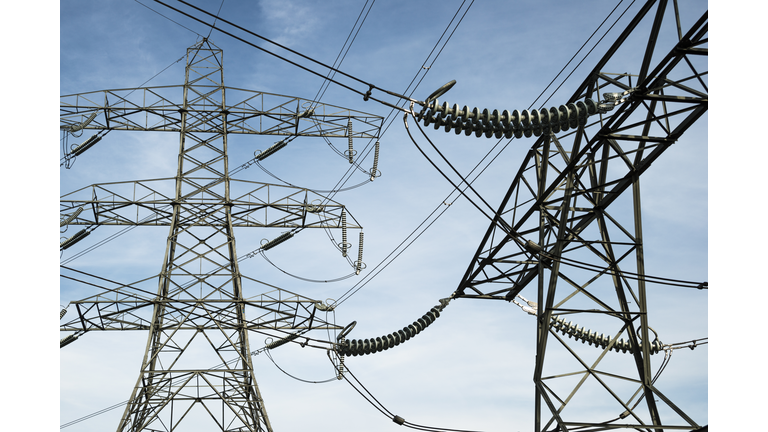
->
xmin=60 ymin=296 xmax=341 ymax=333
xmin=60 ymin=86 xmax=383 ymax=138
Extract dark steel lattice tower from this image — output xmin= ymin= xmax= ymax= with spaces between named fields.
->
xmin=415 ymin=1 xmax=707 ymax=430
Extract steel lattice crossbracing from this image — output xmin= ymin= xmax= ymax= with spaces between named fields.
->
xmin=60 ymin=39 xmax=383 ymax=432
xmin=414 ymin=2 xmax=707 ymax=431
xmin=60 ymin=1 xmax=707 ymax=431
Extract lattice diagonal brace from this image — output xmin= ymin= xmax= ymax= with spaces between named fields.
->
xmin=60 ymin=39 xmax=382 ymax=432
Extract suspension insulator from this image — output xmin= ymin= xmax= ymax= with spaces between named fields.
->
xmin=549 ymin=315 xmax=663 ymax=355
xmin=60 ymin=228 xmax=90 ymax=250
xmin=261 ymin=230 xmax=295 ymax=251
xmin=256 ymin=139 xmax=289 ymax=161
xmin=60 ymin=333 xmax=80 ymax=348
xmin=418 ymin=98 xmax=600 ymax=139
xmin=69 ymin=111 xmax=99 ymax=133
xmin=60 ymin=308 xmax=67 ymax=319
xmin=340 ymin=208 xmax=348 ymax=257
xmin=336 ymin=301 xmax=452 ymax=357
xmin=416 ymin=317 xmax=427 ymax=329
xmin=337 ymin=345 xmax=346 ymax=378
xmin=355 ymin=232 xmax=364 ymax=275
xmin=347 ymin=119 xmax=354 ymax=164
xmin=370 ymin=141 xmax=380 ymax=181
xmin=385 ymin=334 xmax=395 ymax=349
xmin=71 ymin=134 xmax=102 ymax=157
xmin=410 ymin=322 xmax=421 ymax=335
xmin=60 ymin=207 xmax=84 ymax=227
xmin=266 ymin=332 xmax=300 ymax=350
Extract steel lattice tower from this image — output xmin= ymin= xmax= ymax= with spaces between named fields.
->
xmin=116 ymin=39 xmax=273 ymax=432
xmin=60 ymin=38 xmax=382 ymax=432
xmin=61 ymin=1 xmax=707 ymax=430
xmin=415 ymin=1 xmax=707 ymax=430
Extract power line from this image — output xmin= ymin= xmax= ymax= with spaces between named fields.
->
xmin=134 ymin=0 xmax=204 ymax=38
xmin=536 ymin=0 xmax=637 ymax=108
xmin=207 ymin=0 xmax=225 ymax=39
xmin=152 ymin=0 xmax=420 ymax=113
xmin=341 ymin=362 xmax=487 ymax=432
xmin=335 ymin=0 xmax=651 ymax=307
xmin=530 ymin=0 xmax=632 ymax=109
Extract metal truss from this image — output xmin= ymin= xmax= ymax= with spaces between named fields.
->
xmin=60 ymin=38 xmax=382 ymax=432
xmin=421 ymin=1 xmax=707 ymax=431
xmin=60 ymin=179 xmax=362 ymax=228
xmin=60 ymin=86 xmax=382 ymax=139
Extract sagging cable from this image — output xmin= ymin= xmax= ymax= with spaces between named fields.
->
xmin=336 ymin=298 xmax=451 ymax=357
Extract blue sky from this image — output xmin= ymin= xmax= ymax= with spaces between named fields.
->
xmin=43 ymin=0 xmax=722 ymax=430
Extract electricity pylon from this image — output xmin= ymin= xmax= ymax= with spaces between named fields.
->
xmin=60 ymin=38 xmax=382 ymax=432
xmin=415 ymin=1 xmax=707 ymax=430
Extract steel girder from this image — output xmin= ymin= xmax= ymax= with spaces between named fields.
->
xmin=438 ymin=2 xmax=707 ymax=431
